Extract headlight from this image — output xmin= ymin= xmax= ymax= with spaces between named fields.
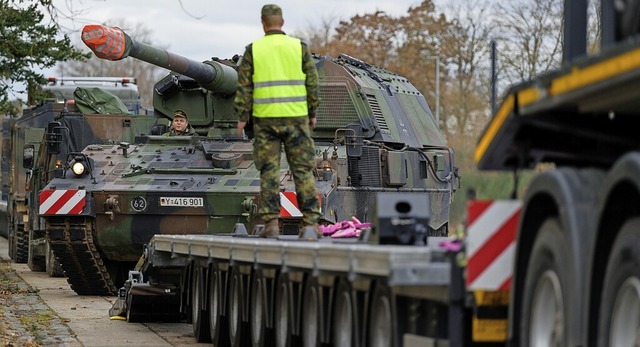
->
xmin=72 ymin=161 xmax=86 ymax=176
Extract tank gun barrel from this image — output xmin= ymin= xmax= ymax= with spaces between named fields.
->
xmin=81 ymin=25 xmax=236 ymax=95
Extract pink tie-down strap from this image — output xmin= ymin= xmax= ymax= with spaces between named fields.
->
xmin=320 ymin=216 xmax=372 ymax=238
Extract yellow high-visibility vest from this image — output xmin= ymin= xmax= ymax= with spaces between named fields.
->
xmin=252 ymin=34 xmax=307 ymax=117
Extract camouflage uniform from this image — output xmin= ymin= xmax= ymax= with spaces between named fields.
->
xmin=235 ymin=27 xmax=321 ymax=226
xmin=162 ymin=126 xmax=197 ymax=136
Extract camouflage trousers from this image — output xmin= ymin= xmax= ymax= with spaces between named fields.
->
xmin=253 ymin=117 xmax=321 ymax=225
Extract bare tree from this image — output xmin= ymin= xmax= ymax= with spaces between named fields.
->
xmin=386 ymin=1 xmax=455 ymax=134
xmin=441 ymin=0 xmax=495 ymax=138
xmin=323 ymin=10 xmax=402 ymax=67
xmin=293 ymin=15 xmax=338 ymax=51
xmin=56 ymin=19 xmax=166 ymax=109
xmin=494 ymin=0 xmax=563 ymax=86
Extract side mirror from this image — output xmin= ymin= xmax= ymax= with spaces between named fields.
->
xmin=23 ymin=144 xmax=35 ymax=169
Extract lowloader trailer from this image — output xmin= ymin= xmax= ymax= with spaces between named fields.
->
xmin=109 ymin=192 xmax=469 ymax=347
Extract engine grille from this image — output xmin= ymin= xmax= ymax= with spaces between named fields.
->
xmin=348 ymin=146 xmax=381 ymax=187
xmin=317 ymin=83 xmax=360 ymax=129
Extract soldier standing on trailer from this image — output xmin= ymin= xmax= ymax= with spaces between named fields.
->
xmin=235 ymin=4 xmax=321 ymax=238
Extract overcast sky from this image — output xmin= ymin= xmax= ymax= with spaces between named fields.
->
xmin=53 ymin=0 xmax=425 ymax=64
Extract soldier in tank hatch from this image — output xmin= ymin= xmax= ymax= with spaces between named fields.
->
xmin=163 ymin=109 xmax=197 ymax=136
xmin=235 ymin=4 xmax=321 ymax=238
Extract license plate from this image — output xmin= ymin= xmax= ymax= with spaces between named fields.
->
xmin=160 ymin=197 xmax=204 ymax=207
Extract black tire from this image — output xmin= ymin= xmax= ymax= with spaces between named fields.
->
xmin=228 ymin=267 xmax=250 ymax=347
xmin=597 ymin=218 xmax=640 ymax=347
xmin=191 ymin=267 xmax=211 ymax=342
xmin=251 ymin=270 xmax=274 ymax=347
xmin=302 ymin=276 xmax=322 ymax=347
xmin=182 ymin=264 xmax=194 ymax=324
xmin=275 ymin=273 xmax=295 ymax=347
xmin=209 ymin=267 xmax=230 ymax=347
xmin=519 ymin=218 xmax=570 ymax=347
xmin=368 ymin=282 xmax=394 ymax=347
xmin=332 ymin=278 xmax=358 ymax=347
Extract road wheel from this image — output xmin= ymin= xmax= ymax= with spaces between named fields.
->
xmin=520 ymin=218 xmax=569 ymax=347
xmin=191 ymin=266 xmax=211 ymax=342
xmin=332 ymin=278 xmax=357 ymax=347
xmin=209 ymin=267 xmax=230 ymax=347
xmin=368 ymin=282 xmax=394 ymax=347
xmin=302 ymin=276 xmax=321 ymax=347
xmin=229 ymin=267 xmax=250 ymax=347
xmin=597 ymin=218 xmax=640 ymax=346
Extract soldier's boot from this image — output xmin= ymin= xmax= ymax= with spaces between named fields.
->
xmin=299 ymin=224 xmax=322 ymax=240
xmin=260 ymin=219 xmax=280 ymax=238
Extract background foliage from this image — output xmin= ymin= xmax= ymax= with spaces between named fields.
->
xmin=3 ymin=0 xmax=591 ymax=228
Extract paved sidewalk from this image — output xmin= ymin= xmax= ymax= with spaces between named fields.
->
xmin=0 ymin=236 xmax=81 ymax=346
xmin=0 ymin=236 xmax=208 ymax=347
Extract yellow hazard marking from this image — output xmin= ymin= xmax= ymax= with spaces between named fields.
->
xmin=110 ymin=315 xmax=127 ymax=321
xmin=550 ymin=46 xmax=640 ymax=96
xmin=516 ymin=86 xmax=540 ymax=107
xmin=475 ymin=46 xmax=640 ymax=166
xmin=474 ymin=95 xmax=514 ymax=164
xmin=473 ymin=316 xmax=507 ymax=342
xmin=474 ymin=290 xmax=510 ymax=306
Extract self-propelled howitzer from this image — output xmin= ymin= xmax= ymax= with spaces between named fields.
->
xmin=38 ymin=25 xmax=459 ymax=296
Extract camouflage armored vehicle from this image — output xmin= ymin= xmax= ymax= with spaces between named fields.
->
xmin=36 ymin=25 xmax=458 ymax=295
xmin=4 ymin=79 xmax=160 ymax=276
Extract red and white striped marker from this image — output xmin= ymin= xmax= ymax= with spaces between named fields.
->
xmin=466 ymin=200 xmax=522 ymax=291
xmin=279 ymin=192 xmax=322 ymax=217
xmin=39 ymin=190 xmax=86 ymax=215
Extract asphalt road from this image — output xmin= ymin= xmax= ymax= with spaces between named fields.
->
xmin=0 ymin=236 xmax=209 ymax=347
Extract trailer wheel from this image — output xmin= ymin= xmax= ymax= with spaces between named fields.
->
xmin=209 ymin=267 xmax=230 ymax=347
xmin=332 ymin=278 xmax=357 ymax=347
xmin=275 ymin=273 xmax=295 ymax=347
xmin=229 ymin=267 xmax=250 ymax=347
xmin=251 ymin=270 xmax=274 ymax=346
xmin=368 ymin=282 xmax=394 ymax=347
xmin=191 ymin=267 xmax=211 ymax=342
xmin=597 ymin=218 xmax=640 ymax=347
xmin=302 ymin=276 xmax=321 ymax=347
xmin=520 ymin=218 xmax=569 ymax=346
